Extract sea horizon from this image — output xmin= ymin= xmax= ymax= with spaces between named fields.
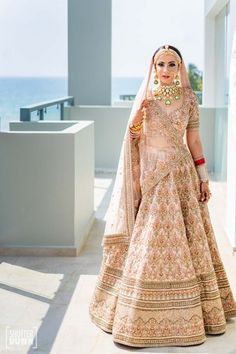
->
xmin=0 ymin=76 xmax=142 ymax=131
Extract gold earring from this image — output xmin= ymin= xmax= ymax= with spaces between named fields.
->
xmin=154 ymin=72 xmax=159 ymax=85
xmin=175 ymin=74 xmax=180 ymax=85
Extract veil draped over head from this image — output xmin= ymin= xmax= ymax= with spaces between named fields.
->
xmin=102 ymin=45 xmax=193 ymax=247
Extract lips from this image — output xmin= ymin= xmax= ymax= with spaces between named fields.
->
xmin=162 ymin=75 xmax=170 ymax=78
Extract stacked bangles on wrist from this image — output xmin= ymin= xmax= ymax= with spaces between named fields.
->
xmin=193 ymin=156 xmax=212 ymax=201
xmin=193 ymin=156 xmax=211 ymax=194
xmin=129 ymin=106 xmax=146 ymax=137
xmin=129 ymin=120 xmax=143 ymax=136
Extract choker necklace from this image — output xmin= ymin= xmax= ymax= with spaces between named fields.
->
xmin=153 ymin=84 xmax=182 ymax=105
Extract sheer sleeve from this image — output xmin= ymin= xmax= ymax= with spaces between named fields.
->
xmin=186 ymin=92 xmax=200 ymax=130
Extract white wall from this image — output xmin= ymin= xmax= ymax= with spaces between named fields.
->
xmin=204 ymin=0 xmax=236 ymax=106
xmin=205 ymin=0 xmax=236 ymax=250
xmin=226 ymin=27 xmax=236 ymax=251
xmin=0 ymin=121 xmax=94 ymax=256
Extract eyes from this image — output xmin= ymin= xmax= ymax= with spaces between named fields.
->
xmin=157 ymin=62 xmax=177 ymax=68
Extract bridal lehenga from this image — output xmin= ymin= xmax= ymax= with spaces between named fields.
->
xmin=89 ymin=83 xmax=236 ymax=347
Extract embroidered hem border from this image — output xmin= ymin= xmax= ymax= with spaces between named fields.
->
xmin=89 ymin=261 xmax=236 ymax=347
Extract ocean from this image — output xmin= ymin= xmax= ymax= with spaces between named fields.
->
xmin=0 ymin=76 xmax=142 ymax=131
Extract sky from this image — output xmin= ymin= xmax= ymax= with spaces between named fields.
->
xmin=112 ymin=0 xmax=205 ymax=77
xmin=0 ymin=0 xmax=67 ymax=77
xmin=0 ymin=0 xmax=204 ymax=78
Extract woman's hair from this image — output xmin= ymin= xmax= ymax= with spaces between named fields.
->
xmin=152 ymin=45 xmax=183 ymax=63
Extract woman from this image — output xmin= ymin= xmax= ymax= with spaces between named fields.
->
xmin=89 ymin=44 xmax=236 ymax=347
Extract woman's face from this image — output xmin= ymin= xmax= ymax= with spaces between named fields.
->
xmin=154 ymin=53 xmax=180 ymax=86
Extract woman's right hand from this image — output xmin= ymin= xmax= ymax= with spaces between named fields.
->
xmin=130 ymin=99 xmax=147 ymax=126
xmin=129 ymin=99 xmax=148 ymax=141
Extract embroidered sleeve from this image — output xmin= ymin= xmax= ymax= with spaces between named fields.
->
xmin=186 ymin=92 xmax=200 ymax=130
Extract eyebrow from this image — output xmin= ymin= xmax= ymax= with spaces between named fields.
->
xmin=158 ymin=61 xmax=176 ymax=63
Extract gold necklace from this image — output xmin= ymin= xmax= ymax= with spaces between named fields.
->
xmin=153 ymin=84 xmax=182 ymax=105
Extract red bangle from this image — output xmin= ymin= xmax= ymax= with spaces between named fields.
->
xmin=194 ymin=157 xmax=205 ymax=166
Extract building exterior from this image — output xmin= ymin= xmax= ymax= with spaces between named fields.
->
xmin=205 ymin=0 xmax=236 ymax=251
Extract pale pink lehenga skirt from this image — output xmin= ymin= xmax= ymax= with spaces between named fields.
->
xmin=89 ymin=148 xmax=236 ymax=347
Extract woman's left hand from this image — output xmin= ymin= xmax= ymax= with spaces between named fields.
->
xmin=199 ymin=181 xmax=212 ymax=203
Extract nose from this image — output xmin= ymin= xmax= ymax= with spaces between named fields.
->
xmin=163 ymin=65 xmax=169 ymax=73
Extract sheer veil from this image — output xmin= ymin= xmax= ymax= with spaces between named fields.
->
xmin=102 ymin=47 xmax=193 ymax=247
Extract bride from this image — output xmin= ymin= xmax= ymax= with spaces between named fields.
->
xmin=89 ymin=44 xmax=236 ymax=348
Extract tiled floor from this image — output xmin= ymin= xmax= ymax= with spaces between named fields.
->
xmin=0 ymin=173 xmax=235 ymax=354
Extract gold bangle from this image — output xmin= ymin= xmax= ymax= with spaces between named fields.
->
xmin=130 ymin=121 xmax=143 ymax=129
xmin=130 ymin=126 xmax=141 ymax=132
xmin=129 ymin=121 xmax=143 ymax=132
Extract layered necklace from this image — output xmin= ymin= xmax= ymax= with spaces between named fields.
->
xmin=153 ymin=84 xmax=182 ymax=106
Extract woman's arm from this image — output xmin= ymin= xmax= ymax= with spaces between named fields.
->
xmin=129 ymin=99 xmax=148 ymax=141
xmin=186 ymin=129 xmax=203 ymax=159
xmin=186 ymin=129 xmax=211 ymax=202
xmin=186 ymin=92 xmax=212 ymax=202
